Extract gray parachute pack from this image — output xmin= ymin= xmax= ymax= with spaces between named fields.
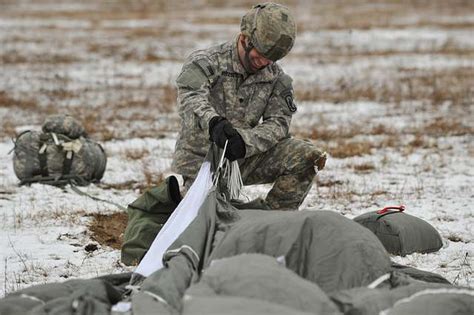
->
xmin=12 ymin=115 xmax=106 ymax=186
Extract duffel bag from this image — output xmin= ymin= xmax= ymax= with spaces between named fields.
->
xmin=121 ymin=176 xmax=182 ymax=266
xmin=13 ymin=130 xmax=106 ymax=186
xmin=353 ymin=206 xmax=443 ymax=256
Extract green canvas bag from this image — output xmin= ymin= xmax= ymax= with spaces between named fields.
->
xmin=121 ymin=176 xmax=182 ymax=266
xmin=353 ymin=206 xmax=443 ymax=256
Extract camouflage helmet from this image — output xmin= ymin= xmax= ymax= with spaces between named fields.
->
xmin=240 ymin=2 xmax=296 ymax=62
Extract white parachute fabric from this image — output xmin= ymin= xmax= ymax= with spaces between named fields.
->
xmin=134 ymin=161 xmax=213 ymax=277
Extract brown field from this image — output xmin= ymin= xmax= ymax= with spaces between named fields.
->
xmin=0 ymin=0 xmax=472 ymax=291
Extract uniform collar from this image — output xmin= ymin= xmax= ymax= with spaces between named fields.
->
xmin=231 ymin=35 xmax=246 ymax=75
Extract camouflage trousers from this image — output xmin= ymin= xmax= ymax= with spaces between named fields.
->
xmin=184 ymin=137 xmax=326 ymax=210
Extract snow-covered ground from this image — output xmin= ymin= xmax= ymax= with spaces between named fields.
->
xmin=0 ymin=0 xmax=472 ymax=297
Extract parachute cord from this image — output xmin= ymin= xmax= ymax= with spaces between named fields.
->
xmin=69 ymin=181 xmax=128 ymax=211
xmin=212 ymin=140 xmax=228 ymax=187
xmin=225 ymin=161 xmax=243 ymax=200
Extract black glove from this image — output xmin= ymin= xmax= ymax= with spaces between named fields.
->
xmin=225 ymin=134 xmax=246 ymax=161
xmin=209 ymin=116 xmax=238 ymax=148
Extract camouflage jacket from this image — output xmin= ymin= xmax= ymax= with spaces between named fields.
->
xmin=172 ymin=37 xmax=296 ymax=178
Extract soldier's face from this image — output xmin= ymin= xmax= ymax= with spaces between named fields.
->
xmin=248 ymin=48 xmax=273 ymax=72
xmin=239 ymin=35 xmax=273 ymax=73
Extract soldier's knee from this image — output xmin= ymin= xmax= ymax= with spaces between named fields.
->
xmin=314 ymin=150 xmax=327 ymax=171
xmin=290 ymin=140 xmax=327 ymax=173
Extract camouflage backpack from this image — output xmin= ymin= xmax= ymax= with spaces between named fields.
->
xmin=13 ymin=115 xmax=107 ymax=186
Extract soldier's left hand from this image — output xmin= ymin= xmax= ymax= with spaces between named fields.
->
xmin=225 ymin=134 xmax=246 ymax=161
xmin=209 ymin=116 xmax=238 ymax=148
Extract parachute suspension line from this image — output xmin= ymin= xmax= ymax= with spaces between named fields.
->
xmin=212 ymin=140 xmax=243 ymax=200
xmin=212 ymin=140 xmax=228 ymax=187
xmin=225 ymin=160 xmax=243 ymax=200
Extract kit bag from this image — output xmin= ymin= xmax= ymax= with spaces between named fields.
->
xmin=353 ymin=206 xmax=443 ymax=256
xmin=121 ymin=176 xmax=182 ymax=266
xmin=12 ymin=115 xmax=107 ymax=186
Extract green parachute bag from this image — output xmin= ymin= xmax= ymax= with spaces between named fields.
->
xmin=353 ymin=206 xmax=443 ymax=256
xmin=121 ymin=176 xmax=182 ymax=266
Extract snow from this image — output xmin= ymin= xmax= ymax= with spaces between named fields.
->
xmin=0 ymin=0 xmax=473 ymax=299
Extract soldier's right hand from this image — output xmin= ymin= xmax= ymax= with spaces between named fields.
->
xmin=209 ymin=116 xmax=238 ymax=149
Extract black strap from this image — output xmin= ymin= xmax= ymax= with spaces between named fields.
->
xmin=38 ymin=141 xmax=49 ymax=177
xmin=20 ymin=174 xmax=88 ymax=186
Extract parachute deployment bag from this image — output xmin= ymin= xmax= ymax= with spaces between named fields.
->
xmin=353 ymin=206 xmax=443 ymax=256
xmin=12 ymin=115 xmax=106 ymax=186
xmin=121 ymin=176 xmax=182 ymax=266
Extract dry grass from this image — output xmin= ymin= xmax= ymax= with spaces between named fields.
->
xmin=353 ymin=162 xmax=376 ymax=173
xmin=124 ymin=148 xmax=150 ymax=160
xmin=79 ymin=112 xmax=116 ymax=141
xmin=0 ymin=91 xmax=39 ymax=110
xmin=142 ymin=164 xmax=165 ymax=191
xmin=13 ymin=209 xmax=88 ymax=229
xmin=295 ymin=0 xmax=474 ymax=31
xmin=99 ymin=171 xmax=165 ymax=193
xmin=295 ymin=67 xmax=473 ymax=106
xmin=2 ymin=121 xmax=16 ymax=138
xmin=329 ymin=140 xmax=373 ymax=158
xmin=315 ymin=178 xmax=346 ymax=187
xmin=294 ymin=113 xmax=472 ymax=159
xmin=424 ymin=118 xmax=474 ymax=137
xmin=408 ymin=135 xmax=438 ymax=149
xmin=159 ymin=84 xmax=178 ymax=113
xmin=1 ymin=51 xmax=79 ymax=64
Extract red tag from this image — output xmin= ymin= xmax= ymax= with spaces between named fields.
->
xmin=377 ymin=205 xmax=406 ymax=214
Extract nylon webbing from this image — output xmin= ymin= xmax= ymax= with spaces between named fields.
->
xmin=69 ymin=184 xmax=128 ymax=211
xmin=38 ymin=141 xmax=49 ymax=177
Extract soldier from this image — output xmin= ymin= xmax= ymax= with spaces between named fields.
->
xmin=172 ymin=2 xmax=326 ymax=210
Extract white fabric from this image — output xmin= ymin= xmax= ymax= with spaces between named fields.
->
xmin=134 ymin=162 xmax=213 ymax=277
xmin=111 ymin=301 xmax=132 ymax=312
xmin=367 ymin=273 xmax=391 ymax=289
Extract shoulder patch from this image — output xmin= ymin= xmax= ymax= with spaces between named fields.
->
xmin=282 ymin=88 xmax=297 ymax=112
xmin=192 ymin=57 xmax=215 ymax=77
xmin=275 ymin=74 xmax=297 ymax=113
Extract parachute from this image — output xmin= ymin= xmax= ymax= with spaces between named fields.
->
xmin=1 ymin=145 xmax=472 ymax=315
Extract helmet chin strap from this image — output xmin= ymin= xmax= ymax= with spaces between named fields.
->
xmin=241 ymin=39 xmax=256 ymax=74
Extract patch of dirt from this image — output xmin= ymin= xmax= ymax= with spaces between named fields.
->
xmin=88 ymin=212 xmax=128 ymax=249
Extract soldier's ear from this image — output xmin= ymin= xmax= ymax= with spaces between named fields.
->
xmin=239 ymin=33 xmax=248 ymax=45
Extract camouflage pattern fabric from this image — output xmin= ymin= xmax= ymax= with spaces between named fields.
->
xmin=172 ymin=38 xmax=326 ymax=209
xmin=42 ymin=114 xmax=87 ymax=139
xmin=240 ymin=2 xmax=296 ymax=61
xmin=240 ymin=138 xmax=326 ymax=209
xmin=13 ymin=120 xmax=106 ymax=185
xmin=183 ymin=138 xmax=326 ymax=210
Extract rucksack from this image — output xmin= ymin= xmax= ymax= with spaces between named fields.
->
xmin=353 ymin=206 xmax=443 ymax=256
xmin=12 ymin=115 xmax=107 ymax=186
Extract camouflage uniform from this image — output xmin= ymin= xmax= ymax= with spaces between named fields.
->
xmin=171 ymin=37 xmax=326 ymax=210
